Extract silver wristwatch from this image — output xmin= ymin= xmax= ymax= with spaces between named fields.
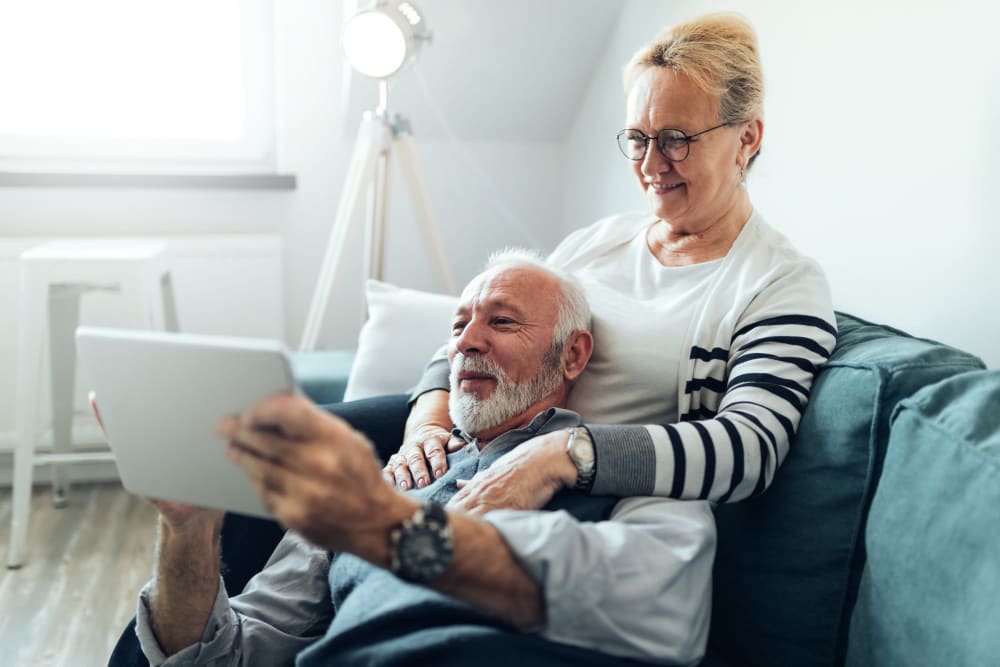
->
xmin=566 ymin=427 xmax=596 ymax=492
xmin=389 ymin=501 xmax=453 ymax=583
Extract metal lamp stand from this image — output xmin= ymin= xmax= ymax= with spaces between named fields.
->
xmin=299 ymin=81 xmax=456 ymax=351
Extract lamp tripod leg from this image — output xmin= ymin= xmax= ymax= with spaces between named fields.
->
xmin=393 ymin=132 xmax=457 ymax=294
xmin=299 ymin=114 xmax=389 ymax=351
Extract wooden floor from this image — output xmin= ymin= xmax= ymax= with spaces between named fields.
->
xmin=0 ymin=482 xmax=158 ymax=666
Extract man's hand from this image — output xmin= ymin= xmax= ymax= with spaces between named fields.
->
xmin=91 ymin=392 xmax=225 ymax=657
xmin=218 ymin=394 xmax=416 ymax=564
xmin=448 ymin=430 xmax=578 ymax=516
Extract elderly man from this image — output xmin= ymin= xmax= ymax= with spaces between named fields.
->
xmin=132 ymin=251 xmax=715 ymax=666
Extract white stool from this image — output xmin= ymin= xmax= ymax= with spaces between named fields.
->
xmin=7 ymin=239 xmax=180 ymax=568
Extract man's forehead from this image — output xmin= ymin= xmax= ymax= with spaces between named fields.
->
xmin=457 ymin=266 xmax=555 ymax=313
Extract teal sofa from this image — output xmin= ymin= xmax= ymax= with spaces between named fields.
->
xmin=110 ymin=313 xmax=999 ymax=666
xmin=708 ymin=313 xmax=997 ymax=667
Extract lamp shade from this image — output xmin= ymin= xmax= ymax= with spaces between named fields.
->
xmin=343 ymin=1 xmax=430 ymax=80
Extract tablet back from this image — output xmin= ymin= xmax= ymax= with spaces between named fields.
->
xmin=76 ymin=327 xmax=295 ymax=518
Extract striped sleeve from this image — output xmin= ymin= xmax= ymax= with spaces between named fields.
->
xmin=588 ymin=260 xmax=837 ymax=503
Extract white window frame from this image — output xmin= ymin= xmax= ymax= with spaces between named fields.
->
xmin=0 ymin=0 xmax=279 ymax=176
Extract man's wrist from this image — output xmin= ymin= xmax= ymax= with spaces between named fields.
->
xmin=350 ymin=493 xmax=422 ymax=569
xmin=158 ymin=512 xmax=223 ymax=546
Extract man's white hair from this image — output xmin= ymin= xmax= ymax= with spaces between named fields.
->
xmin=484 ymin=247 xmax=591 ymax=347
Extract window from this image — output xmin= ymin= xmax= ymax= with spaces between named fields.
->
xmin=0 ymin=0 xmax=277 ymax=174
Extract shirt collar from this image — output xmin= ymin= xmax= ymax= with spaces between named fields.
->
xmin=451 ymin=407 xmax=581 ymax=451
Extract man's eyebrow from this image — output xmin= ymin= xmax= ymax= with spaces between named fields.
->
xmin=483 ymin=298 xmax=528 ymax=318
xmin=452 ymin=297 xmax=529 ymax=319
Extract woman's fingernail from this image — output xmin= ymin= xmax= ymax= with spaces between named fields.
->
xmin=417 ymin=477 xmax=427 ymax=488
xmin=400 ymin=481 xmax=409 ymax=490
xmin=434 ymin=468 xmax=443 ymax=478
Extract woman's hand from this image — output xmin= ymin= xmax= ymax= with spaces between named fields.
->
xmin=383 ymin=389 xmax=460 ymax=490
xmin=383 ymin=425 xmax=464 ymax=490
xmin=447 ymin=429 xmax=578 ymax=516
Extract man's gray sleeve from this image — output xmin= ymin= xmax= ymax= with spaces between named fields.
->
xmin=135 ymin=531 xmax=333 ymax=666
xmin=408 ymin=343 xmax=450 ymax=402
xmin=484 ymin=498 xmax=716 ymax=666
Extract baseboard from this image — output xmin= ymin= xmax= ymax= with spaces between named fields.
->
xmin=0 ymin=453 xmax=120 ymax=487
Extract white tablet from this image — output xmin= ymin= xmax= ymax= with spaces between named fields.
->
xmin=76 ymin=326 xmax=297 ymax=518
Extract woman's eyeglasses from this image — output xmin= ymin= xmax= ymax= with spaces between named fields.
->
xmin=616 ymin=122 xmax=733 ymax=162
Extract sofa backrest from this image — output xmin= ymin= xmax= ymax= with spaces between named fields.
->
xmin=708 ymin=312 xmax=985 ymax=667
xmin=846 ymin=369 xmax=1000 ymax=667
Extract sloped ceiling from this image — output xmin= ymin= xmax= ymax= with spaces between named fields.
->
xmin=340 ymin=0 xmax=623 ymax=141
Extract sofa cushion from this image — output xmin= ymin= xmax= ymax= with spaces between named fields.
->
xmin=708 ymin=313 xmax=984 ymax=667
xmin=343 ymin=280 xmax=458 ymax=401
xmin=846 ymin=369 xmax=1000 ymax=667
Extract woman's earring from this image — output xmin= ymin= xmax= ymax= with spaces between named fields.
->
xmin=738 ymin=165 xmax=747 ymax=189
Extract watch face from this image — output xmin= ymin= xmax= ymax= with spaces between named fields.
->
xmin=569 ymin=429 xmax=595 ymax=471
xmin=393 ymin=502 xmax=453 ymax=583
xmin=401 ymin=531 xmax=444 ymax=570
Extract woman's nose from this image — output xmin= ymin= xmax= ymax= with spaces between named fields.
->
xmin=640 ymin=143 xmax=671 ymax=176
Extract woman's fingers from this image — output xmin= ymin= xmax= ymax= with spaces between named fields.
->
xmin=386 ymin=454 xmax=414 ymax=490
xmin=402 ymin=444 xmax=431 ymax=488
xmin=382 ymin=431 xmax=453 ymax=490
xmin=422 ymin=435 xmax=450 ymax=481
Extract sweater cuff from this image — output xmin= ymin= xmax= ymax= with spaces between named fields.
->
xmin=586 ymin=424 xmax=656 ymax=496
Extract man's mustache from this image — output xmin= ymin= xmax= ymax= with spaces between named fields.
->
xmin=451 ymin=354 xmax=508 ymax=384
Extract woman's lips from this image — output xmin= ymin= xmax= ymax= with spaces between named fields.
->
xmin=648 ymin=182 xmax=684 ymax=195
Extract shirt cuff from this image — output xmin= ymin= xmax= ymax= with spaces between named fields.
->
xmin=135 ymin=577 xmax=237 ymax=666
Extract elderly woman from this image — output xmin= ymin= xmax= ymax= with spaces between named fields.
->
xmin=385 ymin=12 xmax=837 ymax=510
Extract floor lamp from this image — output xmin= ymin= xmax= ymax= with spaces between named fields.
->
xmin=299 ymin=1 xmax=455 ymax=351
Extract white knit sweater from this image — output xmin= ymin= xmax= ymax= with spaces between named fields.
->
xmin=414 ymin=210 xmax=837 ymax=503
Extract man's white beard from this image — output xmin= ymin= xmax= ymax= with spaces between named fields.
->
xmin=449 ymin=349 xmax=563 ymax=436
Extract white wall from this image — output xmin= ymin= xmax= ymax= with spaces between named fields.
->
xmin=562 ymin=0 xmax=1000 ymax=368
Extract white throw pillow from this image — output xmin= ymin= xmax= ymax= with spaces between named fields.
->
xmin=342 ymin=280 xmax=458 ymax=401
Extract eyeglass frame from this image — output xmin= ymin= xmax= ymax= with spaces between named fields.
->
xmin=616 ymin=122 xmax=734 ymax=162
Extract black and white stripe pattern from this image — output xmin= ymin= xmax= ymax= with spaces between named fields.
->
xmin=590 ymin=314 xmax=836 ymax=503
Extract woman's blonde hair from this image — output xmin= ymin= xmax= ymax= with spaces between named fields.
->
xmin=624 ymin=12 xmax=764 ymax=133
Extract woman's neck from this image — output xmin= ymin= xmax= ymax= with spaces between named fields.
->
xmin=646 ymin=196 xmax=753 ymax=267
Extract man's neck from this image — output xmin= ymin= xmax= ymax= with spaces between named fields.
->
xmin=470 ymin=391 xmax=566 ymax=448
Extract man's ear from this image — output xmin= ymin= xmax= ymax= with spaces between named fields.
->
xmin=561 ymin=330 xmax=594 ymax=382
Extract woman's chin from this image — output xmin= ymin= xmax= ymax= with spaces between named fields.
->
xmin=647 ymin=196 xmax=685 ymax=222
